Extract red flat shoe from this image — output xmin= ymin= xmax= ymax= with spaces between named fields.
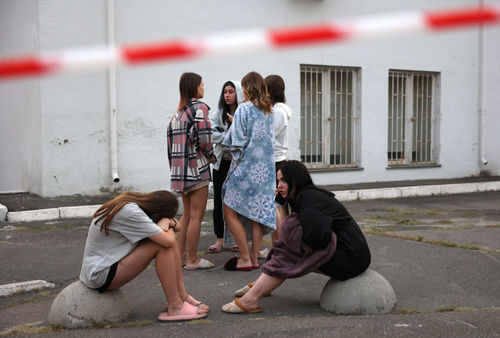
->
xmin=224 ymin=257 xmax=252 ymax=271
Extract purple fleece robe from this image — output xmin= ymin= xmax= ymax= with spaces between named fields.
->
xmin=262 ymin=212 xmax=337 ymax=279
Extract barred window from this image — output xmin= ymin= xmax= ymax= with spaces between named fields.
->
xmin=387 ymin=70 xmax=440 ymax=166
xmin=300 ymin=65 xmax=361 ymax=169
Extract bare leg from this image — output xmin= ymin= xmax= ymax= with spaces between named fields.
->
xmin=249 ymin=220 xmax=264 ymax=267
xmin=107 ymin=240 xmax=203 ymax=315
xmin=172 ymin=241 xmax=209 ymax=311
xmin=238 ymin=273 xmax=285 ymax=310
xmin=224 ymin=204 xmax=252 ymax=269
xmin=185 ymin=186 xmax=209 ymax=266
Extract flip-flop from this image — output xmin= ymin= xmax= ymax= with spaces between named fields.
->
xmin=221 ymin=298 xmax=262 ymax=314
xmin=223 ymin=257 xmax=252 ymax=271
xmin=158 ymin=301 xmax=207 ymax=322
xmin=186 ymin=295 xmax=210 ymax=312
xmin=234 ymin=283 xmax=272 ymax=297
xmin=208 ymin=243 xmax=223 ymax=253
xmin=165 ymin=295 xmax=210 ymax=312
xmin=184 ymin=258 xmax=214 ymax=270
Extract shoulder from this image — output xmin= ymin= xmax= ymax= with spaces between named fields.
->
xmin=272 ymin=105 xmax=286 ymax=120
xmin=238 ymin=101 xmax=252 ymax=110
xmin=272 ymin=103 xmax=285 ymax=113
xmin=235 ymin=101 xmax=252 ymax=116
xmin=108 ymin=202 xmax=147 ymax=226
xmin=295 ymin=186 xmax=332 ymax=206
xmin=189 ymin=99 xmax=210 ymax=111
xmin=116 ymin=202 xmax=144 ymax=218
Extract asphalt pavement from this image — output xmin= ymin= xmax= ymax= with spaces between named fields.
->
xmin=0 ymin=188 xmax=499 ymax=337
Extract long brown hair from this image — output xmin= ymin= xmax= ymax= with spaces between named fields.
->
xmin=177 ymin=72 xmax=202 ymax=111
xmin=242 ymin=71 xmax=272 ymax=114
xmin=93 ymin=191 xmax=179 ymax=235
xmin=265 ymin=75 xmax=286 ymax=105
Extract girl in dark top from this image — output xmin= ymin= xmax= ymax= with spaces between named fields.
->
xmin=222 ymin=160 xmax=371 ymax=313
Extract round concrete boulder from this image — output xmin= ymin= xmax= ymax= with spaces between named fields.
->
xmin=48 ymin=281 xmax=130 ymax=328
xmin=320 ymin=269 xmax=396 ymax=315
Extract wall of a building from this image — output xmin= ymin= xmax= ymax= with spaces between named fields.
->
xmin=0 ymin=0 xmax=42 ymax=194
xmin=483 ymin=19 xmax=500 ymax=174
xmin=1 ymin=0 xmax=498 ymax=196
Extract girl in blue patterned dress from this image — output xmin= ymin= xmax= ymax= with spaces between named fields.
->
xmin=222 ymin=71 xmax=276 ymax=271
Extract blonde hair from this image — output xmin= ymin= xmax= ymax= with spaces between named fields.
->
xmin=241 ymin=71 xmax=272 ymax=114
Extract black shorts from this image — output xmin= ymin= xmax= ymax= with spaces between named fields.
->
xmin=97 ymin=261 xmax=118 ymax=293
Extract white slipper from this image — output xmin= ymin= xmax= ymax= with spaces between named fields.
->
xmin=184 ymin=258 xmax=214 ymax=270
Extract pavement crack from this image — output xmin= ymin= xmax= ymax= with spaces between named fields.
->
xmin=456 ymin=319 xmax=477 ymax=329
xmin=480 ymin=251 xmax=500 ymax=264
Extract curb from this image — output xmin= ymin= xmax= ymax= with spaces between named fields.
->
xmin=5 ymin=205 xmax=102 ymax=223
xmin=0 ymin=280 xmax=56 ymax=297
xmin=1 ymin=181 xmax=499 ymax=223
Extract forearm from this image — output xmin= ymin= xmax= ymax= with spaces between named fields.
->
xmin=149 ymin=229 xmax=177 ymax=248
xmin=157 ymin=217 xmax=181 ymax=233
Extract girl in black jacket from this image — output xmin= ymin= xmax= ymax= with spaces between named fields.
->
xmin=222 ymin=160 xmax=370 ymax=314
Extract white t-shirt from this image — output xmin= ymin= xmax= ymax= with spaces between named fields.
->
xmin=79 ymin=203 xmax=162 ymax=289
xmin=273 ymin=102 xmax=293 ymax=162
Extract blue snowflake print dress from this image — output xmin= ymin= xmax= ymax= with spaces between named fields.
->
xmin=222 ymin=101 xmax=277 ymax=230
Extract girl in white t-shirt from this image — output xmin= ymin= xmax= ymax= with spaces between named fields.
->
xmin=79 ymin=190 xmax=208 ymax=322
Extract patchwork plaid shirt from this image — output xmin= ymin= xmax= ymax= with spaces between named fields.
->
xmin=167 ymin=98 xmax=214 ymax=192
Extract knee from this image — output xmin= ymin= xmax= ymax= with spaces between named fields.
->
xmin=223 ymin=205 xmax=236 ymax=220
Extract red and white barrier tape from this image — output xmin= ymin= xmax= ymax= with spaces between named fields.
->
xmin=0 ymin=5 xmax=499 ymax=80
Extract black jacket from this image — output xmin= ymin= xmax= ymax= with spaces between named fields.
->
xmin=291 ymin=185 xmax=352 ymax=249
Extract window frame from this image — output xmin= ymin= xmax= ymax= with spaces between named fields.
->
xmin=387 ymin=69 xmax=441 ymax=167
xmin=300 ymin=64 xmax=362 ymax=170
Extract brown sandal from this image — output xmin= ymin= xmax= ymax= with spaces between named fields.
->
xmin=221 ymin=298 xmax=262 ymax=314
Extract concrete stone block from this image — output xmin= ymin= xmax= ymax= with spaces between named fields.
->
xmin=7 ymin=208 xmax=59 ymax=222
xmin=0 ymin=280 xmax=55 ymax=297
xmin=320 ymin=269 xmax=396 ymax=315
xmin=0 ymin=204 xmax=7 ymax=221
xmin=59 ymin=205 xmax=100 ymax=219
xmin=358 ymin=188 xmax=401 ymax=200
xmin=441 ymin=183 xmax=476 ymax=195
xmin=477 ymin=181 xmax=500 ymax=192
xmin=401 ymin=185 xmax=440 ymax=198
xmin=205 ymin=198 xmax=214 ymax=211
xmin=334 ymin=190 xmax=359 ymax=201
xmin=48 ymin=281 xmax=130 ymax=328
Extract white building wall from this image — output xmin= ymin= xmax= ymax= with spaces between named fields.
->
xmin=1 ymin=0 xmax=498 ymax=196
xmin=0 ymin=0 xmax=42 ymax=194
xmin=38 ymin=0 xmax=110 ymax=195
xmin=484 ymin=17 xmax=500 ymax=174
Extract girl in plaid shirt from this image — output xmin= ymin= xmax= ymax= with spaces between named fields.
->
xmin=167 ymin=72 xmax=215 ymax=270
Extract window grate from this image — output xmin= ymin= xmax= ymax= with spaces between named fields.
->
xmin=388 ymin=70 xmax=439 ymax=166
xmin=300 ymin=65 xmax=360 ymax=169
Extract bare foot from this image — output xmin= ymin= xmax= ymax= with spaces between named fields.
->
xmin=186 ymin=295 xmax=209 ymax=312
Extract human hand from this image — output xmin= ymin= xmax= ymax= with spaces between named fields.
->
xmin=157 ymin=218 xmax=171 ymax=232
xmin=169 ymin=217 xmax=181 ymax=232
xmin=227 ymin=113 xmax=234 ymax=124
xmin=157 ymin=217 xmax=180 ymax=232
